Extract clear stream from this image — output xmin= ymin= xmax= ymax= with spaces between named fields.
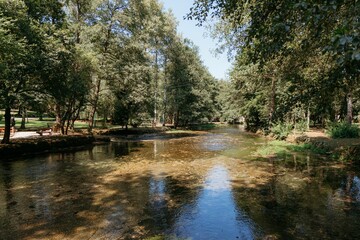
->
xmin=1 ymin=126 xmax=360 ymax=240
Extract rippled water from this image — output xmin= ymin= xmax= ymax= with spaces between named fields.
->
xmin=1 ymin=126 xmax=360 ymax=239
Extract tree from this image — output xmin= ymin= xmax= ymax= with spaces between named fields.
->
xmin=43 ymin=35 xmax=93 ymax=134
xmin=86 ymin=0 xmax=128 ymax=131
xmin=0 ymin=13 xmax=28 ymax=143
xmin=0 ymin=0 xmax=54 ymax=143
xmin=166 ymin=38 xmax=217 ymax=127
xmin=189 ymin=0 xmax=360 ymax=129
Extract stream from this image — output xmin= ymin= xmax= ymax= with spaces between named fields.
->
xmin=1 ymin=126 xmax=360 ymax=239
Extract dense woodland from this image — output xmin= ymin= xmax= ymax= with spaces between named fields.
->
xmin=190 ymin=0 xmax=360 ymax=133
xmin=1 ymin=0 xmax=360 ymax=144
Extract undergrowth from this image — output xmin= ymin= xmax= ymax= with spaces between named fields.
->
xmin=326 ymin=121 xmax=360 ymax=139
xmin=256 ymin=140 xmax=327 ymax=157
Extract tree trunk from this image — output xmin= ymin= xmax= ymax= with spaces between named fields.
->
xmin=269 ymin=77 xmax=276 ymax=124
xmin=71 ymin=100 xmax=83 ymax=130
xmin=162 ymin=57 xmax=167 ymax=127
xmin=306 ymin=106 xmax=310 ymax=131
xmin=347 ymin=92 xmax=353 ymax=124
xmin=1 ymin=107 xmax=11 ymax=144
xmin=174 ymin=110 xmax=180 ymax=129
xmin=154 ymin=47 xmax=159 ymax=126
xmin=65 ymin=117 xmax=71 ymax=135
xmin=102 ymin=110 xmax=108 ymax=128
xmin=88 ymin=78 xmax=101 ymax=132
xmin=20 ymin=107 xmax=26 ymax=129
xmin=55 ymin=104 xmax=64 ymax=135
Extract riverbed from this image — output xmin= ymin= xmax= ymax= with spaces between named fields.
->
xmin=1 ymin=126 xmax=360 ymax=239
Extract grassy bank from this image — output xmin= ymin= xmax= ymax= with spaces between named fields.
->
xmin=0 ymin=118 xmax=89 ymax=130
xmin=255 ymin=140 xmax=328 ymax=158
xmin=258 ymin=128 xmax=360 ymax=163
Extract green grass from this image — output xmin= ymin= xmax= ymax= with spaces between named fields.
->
xmin=0 ymin=118 xmax=89 ymax=129
xmin=256 ymin=140 xmax=327 ymax=157
xmin=256 ymin=140 xmax=291 ymax=157
xmin=287 ymin=143 xmax=328 ymax=154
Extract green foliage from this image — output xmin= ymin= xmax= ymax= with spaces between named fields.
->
xmin=166 ymin=38 xmax=217 ymax=127
xmin=294 ymin=120 xmax=308 ymax=133
xmin=288 ymin=143 xmax=328 ymax=155
xmin=256 ymin=140 xmax=291 ymax=157
xmin=271 ymin=122 xmax=293 ymax=140
xmin=189 ymin=0 xmax=360 ymax=133
xmin=0 ymin=0 xmax=221 ymax=142
xmin=326 ymin=122 xmax=360 ymax=139
xmin=256 ymin=140 xmax=327 ymax=158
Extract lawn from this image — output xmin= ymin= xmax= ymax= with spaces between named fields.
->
xmin=0 ymin=118 xmax=89 ymax=129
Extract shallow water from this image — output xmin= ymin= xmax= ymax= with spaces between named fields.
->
xmin=1 ymin=126 xmax=360 ymax=239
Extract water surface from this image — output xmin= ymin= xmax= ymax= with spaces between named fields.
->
xmin=1 ymin=126 xmax=360 ymax=239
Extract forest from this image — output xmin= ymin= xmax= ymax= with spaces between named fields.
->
xmin=1 ymin=0 xmax=360 ymax=144
xmin=0 ymin=0 xmax=219 ymax=143
xmin=191 ymin=0 xmax=360 ymax=134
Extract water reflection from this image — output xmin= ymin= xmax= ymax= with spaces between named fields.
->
xmin=1 ymin=127 xmax=360 ymax=239
xmin=171 ymin=166 xmax=258 ymax=240
xmin=336 ymin=173 xmax=360 ymax=202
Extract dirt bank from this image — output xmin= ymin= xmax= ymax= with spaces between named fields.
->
xmin=0 ymin=135 xmax=98 ymax=159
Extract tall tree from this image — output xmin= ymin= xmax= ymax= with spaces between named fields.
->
xmin=87 ymin=0 xmax=128 ymax=131
xmin=189 ymin=0 xmax=360 ymax=127
xmin=0 ymin=0 xmax=62 ymax=143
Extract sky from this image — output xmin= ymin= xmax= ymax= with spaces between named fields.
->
xmin=160 ymin=0 xmax=232 ymax=80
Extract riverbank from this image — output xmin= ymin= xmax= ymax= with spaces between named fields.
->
xmin=96 ymin=127 xmax=209 ymax=141
xmin=0 ymin=135 xmax=97 ymax=159
xmin=0 ymin=126 xmax=211 ymax=159
xmin=294 ymin=130 xmax=360 ymax=162
xmin=261 ymin=129 xmax=360 ymax=162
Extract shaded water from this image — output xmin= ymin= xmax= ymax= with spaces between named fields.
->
xmin=1 ymin=126 xmax=360 ymax=239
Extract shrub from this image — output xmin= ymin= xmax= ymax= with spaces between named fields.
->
xmin=271 ymin=122 xmax=293 ymax=140
xmin=326 ymin=121 xmax=360 ymax=138
xmin=294 ymin=120 xmax=308 ymax=133
xmin=0 ymin=114 xmax=3 ymax=122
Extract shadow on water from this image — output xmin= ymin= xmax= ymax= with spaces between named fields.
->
xmin=1 ymin=126 xmax=360 ymax=239
xmin=0 ymin=139 xmax=213 ymax=239
xmin=231 ymin=153 xmax=360 ymax=240
xmin=0 ymin=141 xmax=147 ymax=239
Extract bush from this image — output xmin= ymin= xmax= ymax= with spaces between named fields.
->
xmin=326 ymin=122 xmax=360 ymax=138
xmin=0 ymin=114 xmax=3 ymax=122
xmin=294 ymin=120 xmax=308 ymax=133
xmin=271 ymin=122 xmax=293 ymax=140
